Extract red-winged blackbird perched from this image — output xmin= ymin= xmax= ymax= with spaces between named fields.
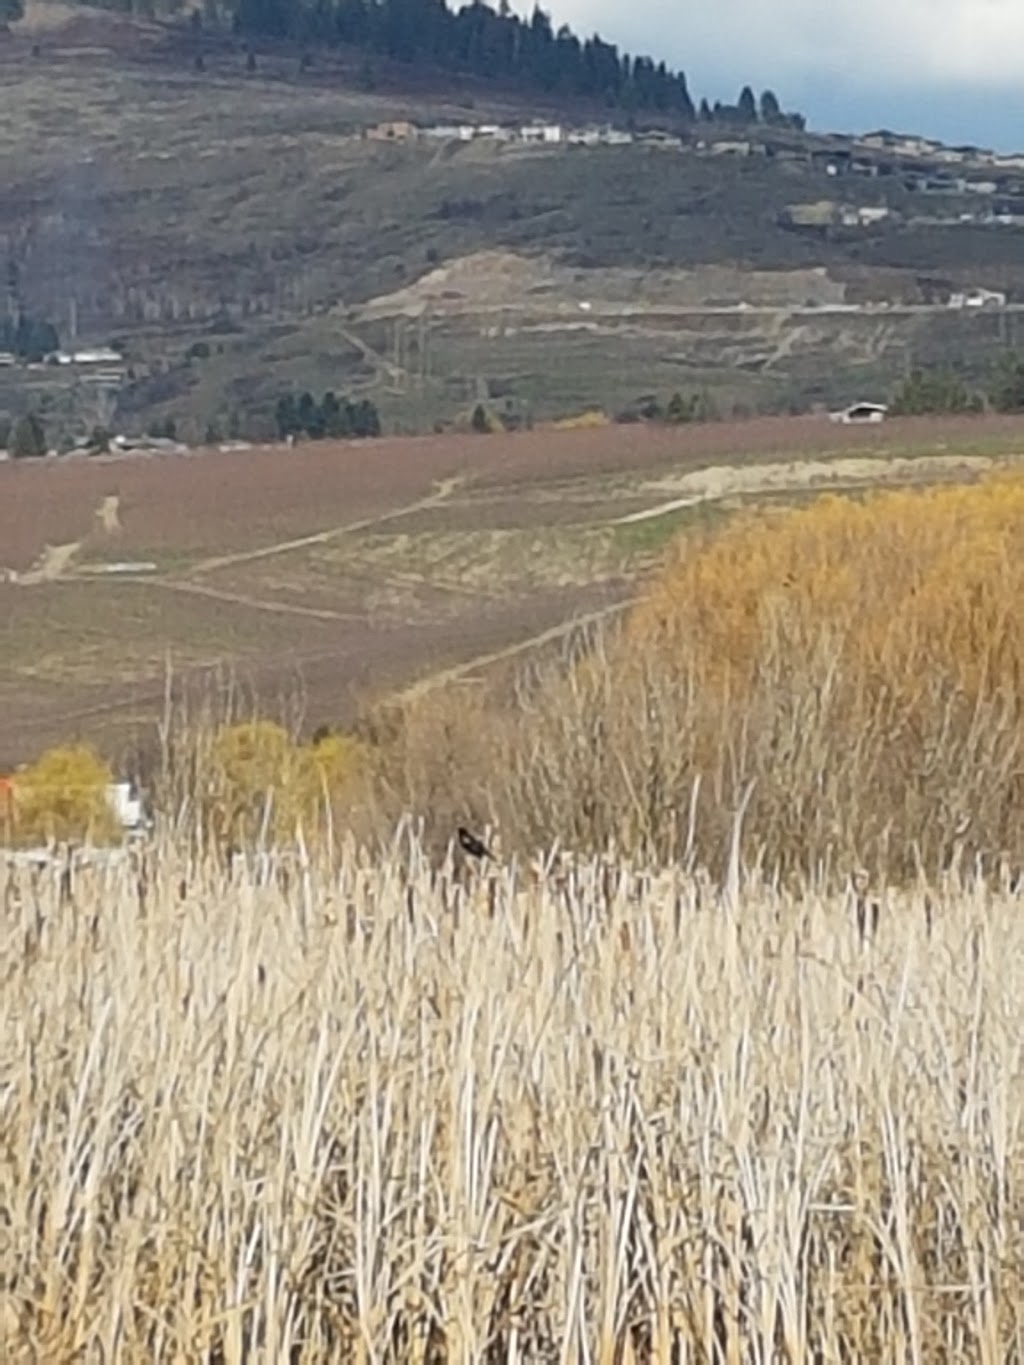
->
xmin=458 ymin=826 xmax=493 ymax=860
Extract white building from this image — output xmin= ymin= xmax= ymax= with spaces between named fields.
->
xmin=829 ymin=401 xmax=888 ymax=425
xmin=520 ymin=123 xmax=563 ymax=144
xmin=106 ymin=782 xmax=148 ymax=833
xmin=422 ymin=124 xmax=475 ymax=142
xmin=568 ymin=127 xmax=602 ymax=146
xmin=54 ymin=346 xmax=123 ymax=365
xmin=949 ymin=287 xmax=1007 ymax=309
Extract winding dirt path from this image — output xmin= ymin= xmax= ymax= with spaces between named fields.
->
xmin=187 ymin=478 xmax=463 ymax=576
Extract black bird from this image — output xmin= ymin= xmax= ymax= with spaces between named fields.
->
xmin=458 ymin=826 xmax=493 ymax=861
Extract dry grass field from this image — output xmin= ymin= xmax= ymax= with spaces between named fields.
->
xmin=5 ymin=841 xmax=1024 ymax=1360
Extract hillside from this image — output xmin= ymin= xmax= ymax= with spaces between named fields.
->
xmin=3 ymin=4 xmax=1024 ymax=443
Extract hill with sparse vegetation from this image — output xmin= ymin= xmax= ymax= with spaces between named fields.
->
xmin=2 ymin=2 xmax=1024 ymax=445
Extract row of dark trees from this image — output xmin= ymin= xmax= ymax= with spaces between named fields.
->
xmin=0 ymin=412 xmax=47 ymax=458
xmin=889 ymin=358 xmax=1024 ymax=416
xmin=275 ymin=389 xmax=382 ymax=439
xmin=0 ymin=314 xmax=60 ymax=364
xmin=611 ymin=390 xmax=718 ymax=425
xmin=229 ymin=0 xmax=801 ymax=123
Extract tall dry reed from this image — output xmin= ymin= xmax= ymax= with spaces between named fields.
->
xmin=4 ymin=838 xmax=1024 ymax=1361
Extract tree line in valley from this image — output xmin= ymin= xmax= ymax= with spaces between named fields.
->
xmin=0 ymin=314 xmax=60 ymax=364
xmin=887 ymin=359 xmax=1024 ymax=418
xmin=275 ymin=389 xmax=381 ymax=439
xmin=223 ymin=0 xmax=802 ymax=125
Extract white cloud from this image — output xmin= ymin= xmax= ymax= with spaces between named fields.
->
xmin=546 ymin=0 xmax=1024 ymax=90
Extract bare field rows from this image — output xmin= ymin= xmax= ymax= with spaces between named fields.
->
xmin=4 ymin=414 xmax=1024 ymax=573
xmin=2 ymin=414 xmax=1024 ymax=765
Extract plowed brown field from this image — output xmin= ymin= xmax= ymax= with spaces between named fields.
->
xmin=2 ymin=413 xmax=1023 ymax=767
xmin=5 ymin=415 xmax=1023 ymax=573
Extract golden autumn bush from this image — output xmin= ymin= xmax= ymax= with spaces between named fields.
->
xmin=368 ymin=473 xmax=1024 ymax=882
xmin=552 ymin=408 xmax=609 ymax=430
xmin=203 ymin=720 xmax=365 ymax=848
xmin=7 ymin=743 xmax=119 ymax=846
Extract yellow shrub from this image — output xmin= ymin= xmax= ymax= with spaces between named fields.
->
xmin=206 ymin=720 xmax=365 ymax=847
xmin=605 ymin=471 xmax=1024 ymax=871
xmin=631 ymin=474 xmax=1024 ymax=712
xmin=552 ymin=409 xmax=609 ymax=430
xmin=11 ymin=744 xmax=118 ymax=846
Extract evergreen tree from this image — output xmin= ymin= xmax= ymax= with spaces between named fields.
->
xmin=321 ymin=390 xmax=347 ymax=437
xmin=665 ymin=391 xmax=694 ymax=424
xmin=675 ymin=72 xmax=695 ymax=120
xmin=3 ymin=314 xmax=59 ymax=362
xmin=350 ymin=398 xmax=381 ymax=437
xmin=275 ymin=393 xmax=299 ymax=438
xmin=10 ymin=412 xmax=46 ymax=458
xmin=989 ymin=357 xmax=1024 ymax=413
xmin=759 ymin=88 xmax=782 ymax=124
xmin=737 ymin=85 xmax=758 ymax=123
xmin=297 ymin=390 xmax=319 ymax=436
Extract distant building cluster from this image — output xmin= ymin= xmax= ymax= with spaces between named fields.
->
xmin=365 ymin=118 xmax=1024 ymax=177
xmin=367 ymin=118 xmax=646 ymax=147
xmin=0 ymin=344 xmax=128 ymax=383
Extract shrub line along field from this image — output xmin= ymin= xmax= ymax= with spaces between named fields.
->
xmin=2 ymin=413 xmax=1024 ymax=767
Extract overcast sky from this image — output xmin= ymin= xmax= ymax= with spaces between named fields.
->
xmin=545 ymin=0 xmax=1024 ymax=150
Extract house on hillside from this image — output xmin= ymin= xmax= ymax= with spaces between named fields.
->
xmin=811 ymin=147 xmax=853 ymax=176
xmin=638 ymin=129 xmax=682 ymax=148
xmin=860 ymin=130 xmax=905 ymax=152
xmin=519 ymin=122 xmax=563 ymax=144
xmin=895 ymin=135 xmax=942 ymax=158
xmin=935 ymin=146 xmax=976 ymax=165
xmin=366 ymin=120 xmax=419 ymax=142
xmin=421 ymin=123 xmax=475 ymax=142
xmin=707 ymin=139 xmax=752 ymax=157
